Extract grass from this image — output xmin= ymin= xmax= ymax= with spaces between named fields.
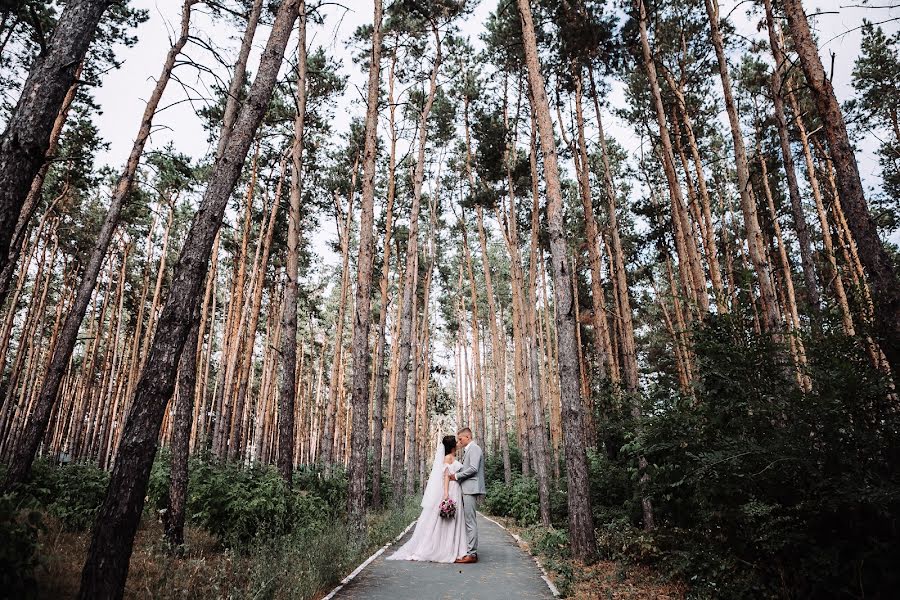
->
xmin=32 ymin=500 xmax=420 ymax=599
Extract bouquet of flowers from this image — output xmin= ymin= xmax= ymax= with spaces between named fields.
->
xmin=438 ymin=497 xmax=457 ymax=519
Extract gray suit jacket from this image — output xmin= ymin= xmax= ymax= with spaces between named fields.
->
xmin=457 ymin=441 xmax=486 ymax=496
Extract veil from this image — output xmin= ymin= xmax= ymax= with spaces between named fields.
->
xmin=420 ymin=440 xmax=446 ymax=508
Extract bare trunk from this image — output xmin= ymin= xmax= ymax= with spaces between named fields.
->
xmin=277 ymin=5 xmax=307 ymax=484
xmin=391 ymin=24 xmax=441 ymax=505
xmin=704 ymin=0 xmax=780 ymax=333
xmin=516 ymin=0 xmax=596 ymax=562
xmin=783 ymin=0 xmax=900 ymax=373
xmin=77 ymin=3 xmax=300 ymax=596
xmin=347 ymin=0 xmax=382 ymax=525
xmin=763 ymin=0 xmax=820 ymax=314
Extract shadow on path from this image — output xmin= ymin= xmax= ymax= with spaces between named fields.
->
xmin=332 ymin=513 xmax=556 ymax=600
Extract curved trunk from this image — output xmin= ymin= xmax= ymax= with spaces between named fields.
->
xmin=3 ymin=1 xmax=196 ymax=489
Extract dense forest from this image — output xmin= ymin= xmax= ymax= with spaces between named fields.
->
xmin=1 ymin=0 xmax=898 ymax=598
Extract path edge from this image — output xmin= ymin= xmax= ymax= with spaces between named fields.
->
xmin=320 ymin=518 xmax=418 ymax=600
xmin=479 ymin=512 xmax=562 ymax=598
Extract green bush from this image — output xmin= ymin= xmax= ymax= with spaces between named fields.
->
xmin=483 ymin=476 xmax=541 ymax=526
xmin=623 ymin=320 xmax=900 ymax=598
xmin=14 ymin=460 xmax=109 ymax=531
xmin=187 ymin=461 xmax=333 ymax=547
xmin=0 ymin=495 xmax=41 ymax=599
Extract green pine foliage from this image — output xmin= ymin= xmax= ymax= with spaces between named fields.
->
xmin=484 ymin=319 xmax=900 ymax=598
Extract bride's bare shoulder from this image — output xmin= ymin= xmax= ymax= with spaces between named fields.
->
xmin=444 ymin=455 xmax=455 ymax=464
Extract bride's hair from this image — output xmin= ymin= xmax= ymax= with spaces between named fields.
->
xmin=442 ymin=435 xmax=457 ymax=455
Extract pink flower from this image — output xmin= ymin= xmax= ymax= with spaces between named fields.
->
xmin=439 ymin=497 xmax=457 ymax=519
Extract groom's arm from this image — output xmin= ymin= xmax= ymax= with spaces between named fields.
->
xmin=455 ymin=445 xmax=482 ymax=482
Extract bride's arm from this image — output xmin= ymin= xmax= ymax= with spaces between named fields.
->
xmin=443 ymin=467 xmax=450 ymax=500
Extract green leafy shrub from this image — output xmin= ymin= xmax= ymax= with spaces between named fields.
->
xmin=14 ymin=460 xmax=109 ymax=531
xmin=0 ymin=495 xmax=41 ymax=599
xmin=483 ymin=476 xmax=541 ymax=526
xmin=622 ymin=320 xmax=900 ymax=598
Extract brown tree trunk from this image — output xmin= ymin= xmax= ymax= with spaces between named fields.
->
xmin=0 ymin=0 xmax=114 ymax=288
xmin=572 ymin=67 xmax=617 ymax=385
xmin=347 ymin=0 xmax=382 ymax=525
xmin=763 ymin=0 xmax=820 ymax=315
xmin=636 ymin=0 xmax=709 ymax=317
xmin=704 ymin=0 xmax=781 ymax=333
xmin=516 ymin=0 xmax=597 ymax=562
xmin=586 ymin=68 xmax=640 ymax=392
xmin=77 ymin=3 xmax=300 ymax=596
xmin=277 ymin=3 xmax=307 ymax=484
xmin=3 ymin=1 xmax=196 ymax=489
xmin=321 ymin=169 xmax=357 ymax=467
xmin=164 ymin=309 xmax=199 ymax=550
xmin=782 ymin=0 xmax=900 ymax=373
xmin=391 ymin=23 xmax=441 ymax=505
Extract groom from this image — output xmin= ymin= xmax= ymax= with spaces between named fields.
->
xmin=449 ymin=427 xmax=485 ymax=564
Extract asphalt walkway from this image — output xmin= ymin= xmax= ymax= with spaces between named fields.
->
xmin=332 ymin=514 xmax=556 ymax=600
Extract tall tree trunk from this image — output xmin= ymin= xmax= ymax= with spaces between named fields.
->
xmin=371 ymin=44 xmax=399 ymax=509
xmin=586 ymin=68 xmax=640 ymax=393
xmin=3 ymin=1 xmax=196 ymax=490
xmin=763 ymin=0 xmax=820 ymax=315
xmin=347 ymin=0 xmax=382 ymax=526
xmin=77 ymin=3 xmax=300 ymax=596
xmin=516 ymin=0 xmax=597 ymax=562
xmin=463 ymin=93 xmax=511 ymax=483
xmin=164 ymin=308 xmax=199 ymax=550
xmin=0 ymin=0 xmax=114 ymax=289
xmin=321 ymin=172 xmax=357 ymax=467
xmin=572 ymin=67 xmax=617 ymax=385
xmin=391 ymin=23 xmax=441 ymax=505
xmin=782 ymin=0 xmax=900 ymax=373
xmin=703 ymin=0 xmax=780 ymax=333
xmin=635 ymin=0 xmax=709 ymax=317
xmin=229 ymin=168 xmax=283 ymax=462
xmin=277 ymin=3 xmax=307 ymax=485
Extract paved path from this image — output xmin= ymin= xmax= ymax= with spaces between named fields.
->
xmin=333 ymin=514 xmax=556 ymax=600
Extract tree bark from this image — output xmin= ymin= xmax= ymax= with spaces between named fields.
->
xmin=77 ymin=3 xmax=300 ymax=596
xmin=371 ymin=44 xmax=399 ymax=509
xmin=635 ymin=0 xmax=709 ymax=317
xmin=164 ymin=310 xmax=199 ymax=550
xmin=762 ymin=0 xmax=820 ymax=315
xmin=516 ymin=0 xmax=597 ymax=562
xmin=704 ymin=0 xmax=781 ymax=333
xmin=277 ymin=3 xmax=307 ymax=485
xmin=347 ymin=0 xmax=382 ymax=526
xmin=391 ymin=23 xmax=440 ymax=505
xmin=0 ymin=0 xmax=114 ymax=292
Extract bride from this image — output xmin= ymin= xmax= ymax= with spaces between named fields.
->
xmin=387 ymin=435 xmax=467 ymax=563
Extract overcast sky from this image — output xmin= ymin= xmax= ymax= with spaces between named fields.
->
xmin=89 ymin=0 xmax=899 ymax=264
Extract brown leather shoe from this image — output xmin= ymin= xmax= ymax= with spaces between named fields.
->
xmin=455 ymin=554 xmax=478 ymax=564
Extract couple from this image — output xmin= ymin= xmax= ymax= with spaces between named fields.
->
xmin=387 ymin=427 xmax=486 ymax=564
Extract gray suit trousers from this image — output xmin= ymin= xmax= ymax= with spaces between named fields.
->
xmin=463 ymin=493 xmax=481 ymax=556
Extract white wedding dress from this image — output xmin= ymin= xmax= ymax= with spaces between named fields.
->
xmin=387 ymin=445 xmax=468 ymax=563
